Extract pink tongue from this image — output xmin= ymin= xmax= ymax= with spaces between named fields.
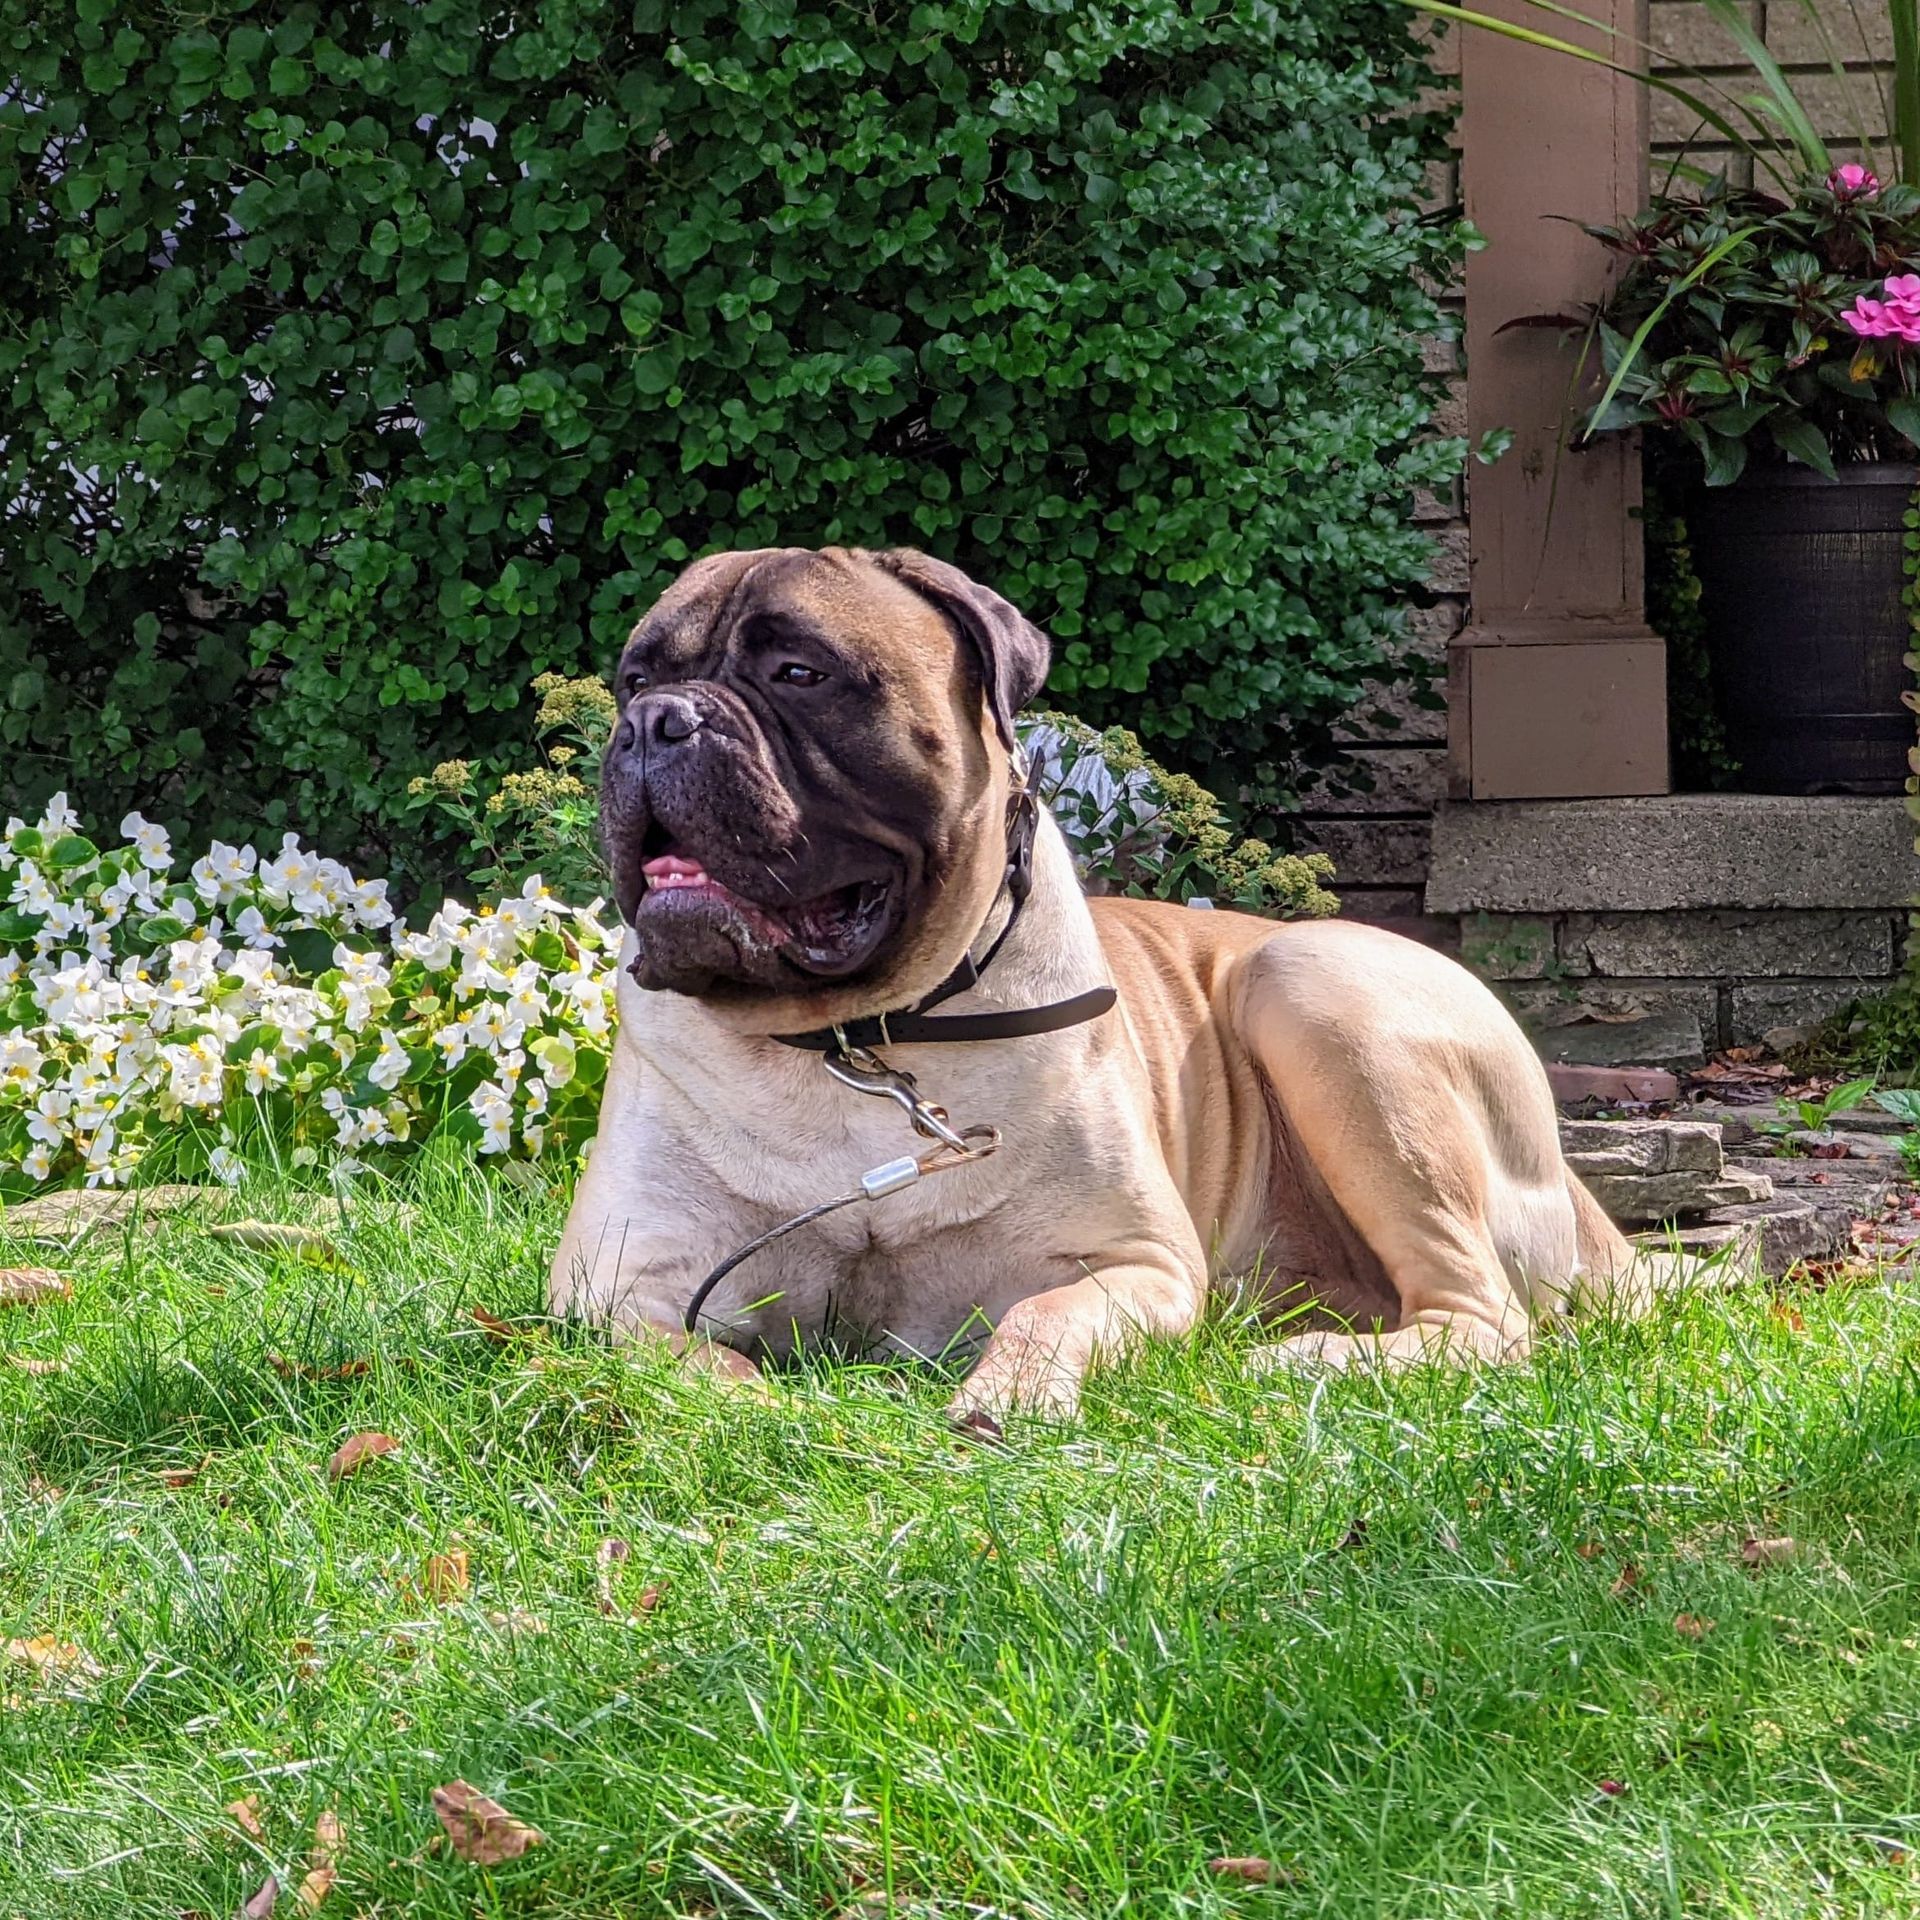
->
xmin=643 ymin=853 xmax=711 ymax=889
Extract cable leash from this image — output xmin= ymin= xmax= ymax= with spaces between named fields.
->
xmin=681 ymin=1044 xmax=1001 ymax=1336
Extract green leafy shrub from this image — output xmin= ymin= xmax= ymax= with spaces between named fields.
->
xmin=0 ymin=0 xmax=1468 ymax=873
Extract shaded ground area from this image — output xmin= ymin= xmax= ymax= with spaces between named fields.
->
xmin=4 ymin=1167 xmax=1920 ymax=1917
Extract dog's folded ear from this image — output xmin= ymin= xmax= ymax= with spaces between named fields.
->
xmin=871 ymin=549 xmax=1052 ymax=751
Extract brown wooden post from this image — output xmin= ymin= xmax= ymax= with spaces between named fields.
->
xmin=1453 ymin=0 xmax=1670 ymax=799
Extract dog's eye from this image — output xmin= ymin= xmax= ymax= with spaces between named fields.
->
xmin=619 ymin=670 xmax=647 ymax=701
xmin=772 ymin=662 xmax=826 ymax=688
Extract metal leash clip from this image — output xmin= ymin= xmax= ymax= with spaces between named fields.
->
xmin=823 ymin=1041 xmax=989 ymax=1157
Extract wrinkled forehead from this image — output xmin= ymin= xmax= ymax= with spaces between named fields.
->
xmin=620 ymin=548 xmax=961 ymax=680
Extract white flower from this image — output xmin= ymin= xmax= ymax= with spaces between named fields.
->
xmin=37 ymin=793 xmax=79 ymax=835
xmin=119 ymin=812 xmax=174 ymax=872
xmin=242 ymin=1049 xmax=284 ymax=1094
xmin=20 ymin=1141 xmax=55 ymax=1182
xmin=470 ymin=1078 xmax=514 ymax=1155
xmin=260 ymin=833 xmax=315 ymax=903
xmin=367 ymin=1027 xmax=410 ymax=1091
xmin=349 ymin=877 xmax=394 ymax=929
xmin=232 ymin=905 xmax=277 ymax=950
xmin=10 ymin=862 xmax=56 ymax=915
xmin=209 ymin=1145 xmax=245 ymax=1187
xmin=26 ymin=1088 xmax=73 ymax=1147
xmin=162 ymin=1039 xmax=225 ymax=1108
xmin=190 ymin=840 xmax=258 ymax=905
xmin=0 ymin=1032 xmax=44 ymax=1088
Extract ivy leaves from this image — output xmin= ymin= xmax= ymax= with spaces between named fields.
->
xmin=0 ymin=0 xmax=1463 ymax=865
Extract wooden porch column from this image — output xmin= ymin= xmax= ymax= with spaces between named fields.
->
xmin=1452 ymin=0 xmax=1669 ymax=799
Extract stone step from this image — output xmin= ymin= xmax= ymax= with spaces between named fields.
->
xmin=1638 ymin=1196 xmax=1838 ymax=1280
xmin=1583 ymin=1164 xmax=1775 ymax=1224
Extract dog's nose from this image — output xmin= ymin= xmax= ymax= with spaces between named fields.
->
xmin=622 ymin=691 xmax=704 ymax=752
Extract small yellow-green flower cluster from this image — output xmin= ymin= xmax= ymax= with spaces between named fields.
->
xmin=532 ymin=672 xmax=618 ymax=740
xmin=486 ymin=768 xmax=594 ymax=818
xmin=406 ymin=760 xmax=476 ymax=800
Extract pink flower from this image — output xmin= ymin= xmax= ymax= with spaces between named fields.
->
xmin=1843 ymin=275 xmax=1920 ymax=343
xmin=1830 ymin=162 xmax=1881 ymax=198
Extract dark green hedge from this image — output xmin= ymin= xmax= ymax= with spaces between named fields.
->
xmin=0 ymin=0 xmax=1467 ymax=871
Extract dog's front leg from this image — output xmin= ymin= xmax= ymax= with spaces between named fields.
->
xmin=947 ymin=1254 xmax=1205 ymax=1431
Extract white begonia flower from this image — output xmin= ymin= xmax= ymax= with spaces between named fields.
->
xmin=11 ymin=862 xmax=57 ymax=915
xmin=163 ymin=1039 xmax=225 ymax=1108
xmin=259 ymin=833 xmax=315 ymax=902
xmin=232 ymin=905 xmax=277 ymax=950
xmin=27 ymin=1088 xmax=74 ymax=1146
xmin=0 ymin=1032 xmax=44 ymax=1082
xmin=367 ymin=1028 xmax=410 ymax=1092
xmin=523 ymin=1120 xmax=547 ymax=1157
xmin=470 ymin=1078 xmax=514 ymax=1154
xmin=434 ymin=1020 xmax=471 ymax=1070
xmin=349 ymin=877 xmax=394 ymax=929
xmin=20 ymin=1141 xmax=55 ymax=1182
xmin=190 ymin=840 xmax=258 ymax=904
xmin=523 ymin=1074 xmax=549 ymax=1117
xmin=38 ymin=792 xmax=80 ymax=835
xmin=0 ymin=951 xmax=20 ymax=986
xmin=398 ymin=905 xmax=465 ymax=972
xmin=120 ymin=812 xmax=174 ymax=872
xmin=209 ymin=1145 xmax=245 ymax=1187
xmin=242 ymin=1049 xmax=284 ymax=1094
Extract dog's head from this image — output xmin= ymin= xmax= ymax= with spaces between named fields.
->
xmin=600 ymin=547 xmax=1051 ymax=1031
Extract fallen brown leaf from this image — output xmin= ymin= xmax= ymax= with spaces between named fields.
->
xmin=1575 ymin=1541 xmax=1604 ymax=1561
xmin=468 ymin=1306 xmax=520 ymax=1343
xmin=1207 ymin=1856 xmax=1296 ymax=1886
xmin=326 ymin=1432 xmax=399 ymax=1481
xmin=4 ymin=1353 xmax=67 ymax=1374
xmin=269 ymin=1354 xmax=372 ymax=1382
xmin=1595 ymin=1778 xmax=1630 ymax=1799
xmin=225 ymin=1794 xmax=268 ymax=1842
xmin=595 ymin=1537 xmax=631 ymax=1616
xmin=1741 ymin=1535 xmax=1798 ymax=1568
xmin=423 ymin=1545 xmax=470 ymax=1605
xmin=4 ymin=1634 xmax=102 ymax=1681
xmin=1768 ymin=1300 xmax=1806 ymax=1332
xmin=237 ymin=1870 xmax=279 ymax=1918
xmin=0 ymin=1268 xmax=70 ymax=1308
xmin=1609 ymin=1563 xmax=1645 ymax=1599
xmin=293 ymin=1807 xmax=343 ymax=1912
xmin=1673 ymin=1613 xmax=1714 ymax=1639
xmin=160 ymin=1455 xmax=212 ymax=1490
xmin=632 ymin=1583 xmax=666 ymax=1616
xmin=430 ymin=1780 xmax=544 ymax=1865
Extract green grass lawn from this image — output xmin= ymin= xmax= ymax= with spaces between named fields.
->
xmin=4 ymin=1166 xmax=1920 ymax=1919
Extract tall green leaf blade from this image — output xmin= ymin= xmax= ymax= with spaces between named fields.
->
xmin=1697 ymin=0 xmax=1831 ymax=174
xmin=1892 ymin=0 xmax=1920 ymax=184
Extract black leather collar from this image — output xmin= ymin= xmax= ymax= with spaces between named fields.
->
xmin=772 ymin=770 xmax=1116 ymax=1052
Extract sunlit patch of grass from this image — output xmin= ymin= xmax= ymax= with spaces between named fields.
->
xmin=4 ymin=1161 xmax=1920 ymax=1916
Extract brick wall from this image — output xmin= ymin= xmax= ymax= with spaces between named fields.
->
xmin=1291 ymin=24 xmax=1464 ymax=930
xmin=1650 ymin=0 xmax=1894 ymax=180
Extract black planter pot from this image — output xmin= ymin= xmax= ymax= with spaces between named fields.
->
xmin=1689 ymin=461 xmax=1917 ymax=795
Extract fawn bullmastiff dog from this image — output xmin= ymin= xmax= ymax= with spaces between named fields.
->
xmin=551 ymin=547 xmax=1652 ymax=1427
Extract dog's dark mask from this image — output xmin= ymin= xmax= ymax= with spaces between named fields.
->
xmin=600 ymin=547 xmax=1049 ymax=1012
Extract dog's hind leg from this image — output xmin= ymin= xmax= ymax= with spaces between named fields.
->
xmin=1227 ymin=921 xmax=1595 ymax=1374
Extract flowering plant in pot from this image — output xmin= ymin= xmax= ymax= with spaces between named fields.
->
xmin=1580 ymin=166 xmax=1920 ymax=486
xmin=1563 ymin=166 xmax=1920 ymax=792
